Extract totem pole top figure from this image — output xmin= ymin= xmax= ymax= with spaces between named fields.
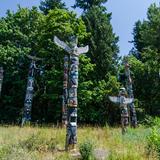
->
xmin=109 ymin=87 xmax=134 ymax=105
xmin=54 ymin=36 xmax=89 ymax=56
xmin=109 ymin=87 xmax=134 ymax=134
xmin=26 ymin=54 xmax=43 ymax=62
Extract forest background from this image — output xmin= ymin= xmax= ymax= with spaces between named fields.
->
xmin=0 ymin=0 xmax=159 ymax=125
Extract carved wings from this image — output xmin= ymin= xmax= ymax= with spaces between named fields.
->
xmin=109 ymin=96 xmax=133 ymax=104
xmin=26 ymin=55 xmax=43 ymax=61
xmin=54 ymin=36 xmax=89 ymax=56
xmin=54 ymin=36 xmax=72 ymax=53
xmin=109 ymin=96 xmax=120 ymax=104
xmin=77 ymin=45 xmax=89 ymax=54
xmin=124 ymin=98 xmax=134 ymax=104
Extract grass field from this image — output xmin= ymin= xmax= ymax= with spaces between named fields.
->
xmin=0 ymin=125 xmax=158 ymax=160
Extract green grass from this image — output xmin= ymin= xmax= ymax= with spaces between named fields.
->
xmin=0 ymin=125 xmax=158 ymax=160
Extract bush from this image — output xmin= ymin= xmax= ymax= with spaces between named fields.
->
xmin=21 ymin=131 xmax=58 ymax=152
xmin=152 ymin=117 xmax=160 ymax=127
xmin=147 ymin=127 xmax=160 ymax=158
xmin=0 ymin=145 xmax=11 ymax=159
xmin=79 ymin=139 xmax=94 ymax=160
xmin=143 ymin=116 xmax=160 ymax=127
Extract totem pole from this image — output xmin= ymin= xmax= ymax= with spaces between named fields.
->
xmin=0 ymin=67 xmax=3 ymax=96
xmin=109 ymin=87 xmax=134 ymax=134
xmin=54 ymin=36 xmax=89 ymax=150
xmin=125 ymin=62 xmax=137 ymax=128
xmin=62 ymin=55 xmax=69 ymax=126
xmin=21 ymin=55 xmax=42 ymax=126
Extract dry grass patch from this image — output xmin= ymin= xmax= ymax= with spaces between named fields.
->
xmin=0 ymin=125 xmax=158 ymax=160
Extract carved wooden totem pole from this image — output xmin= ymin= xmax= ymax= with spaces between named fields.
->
xmin=109 ymin=87 xmax=134 ymax=134
xmin=62 ymin=55 xmax=69 ymax=126
xmin=21 ymin=55 xmax=42 ymax=126
xmin=0 ymin=67 xmax=3 ymax=96
xmin=54 ymin=36 xmax=89 ymax=150
xmin=125 ymin=62 xmax=137 ymax=128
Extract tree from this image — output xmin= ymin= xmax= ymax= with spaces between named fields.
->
xmin=133 ymin=4 xmax=160 ymax=58
xmin=131 ymin=3 xmax=160 ymax=116
xmin=74 ymin=0 xmax=119 ymax=80
xmin=39 ymin=0 xmax=66 ymax=14
xmin=73 ymin=1 xmax=120 ymax=125
xmin=82 ymin=6 xmax=119 ymax=80
xmin=0 ymin=7 xmax=46 ymax=122
xmin=73 ymin=0 xmax=107 ymax=11
xmin=0 ymin=2 xmax=121 ymax=125
xmin=0 ymin=7 xmax=90 ymax=123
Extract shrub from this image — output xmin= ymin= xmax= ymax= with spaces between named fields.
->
xmin=21 ymin=131 xmax=57 ymax=152
xmin=79 ymin=139 xmax=94 ymax=160
xmin=143 ymin=116 xmax=160 ymax=127
xmin=147 ymin=127 xmax=160 ymax=158
xmin=0 ymin=145 xmax=11 ymax=159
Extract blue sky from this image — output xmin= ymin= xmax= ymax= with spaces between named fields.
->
xmin=0 ymin=0 xmax=159 ymax=56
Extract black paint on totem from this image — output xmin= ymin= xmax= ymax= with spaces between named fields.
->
xmin=66 ymin=55 xmax=78 ymax=149
xmin=62 ymin=55 xmax=69 ymax=125
xmin=21 ymin=60 xmax=36 ymax=126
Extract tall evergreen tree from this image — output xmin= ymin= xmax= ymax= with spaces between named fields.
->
xmin=73 ymin=0 xmax=120 ymax=125
xmin=39 ymin=0 xmax=66 ymax=14
xmin=74 ymin=0 xmax=119 ymax=80
xmin=73 ymin=0 xmax=107 ymax=11
xmin=131 ymin=3 xmax=160 ymax=116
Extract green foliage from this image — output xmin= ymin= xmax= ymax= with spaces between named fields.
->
xmin=0 ymin=7 xmax=90 ymax=124
xmin=39 ymin=0 xmax=66 ymax=14
xmin=0 ymin=145 xmax=11 ymax=159
xmin=21 ymin=131 xmax=58 ymax=152
xmin=74 ymin=0 xmax=107 ymax=11
xmin=0 ymin=0 xmax=121 ymax=126
xmin=147 ymin=127 xmax=160 ymax=158
xmin=144 ymin=116 xmax=160 ymax=127
xmin=73 ymin=1 xmax=120 ymax=125
xmin=131 ymin=3 xmax=160 ymax=116
xmin=82 ymin=6 xmax=119 ymax=80
xmin=78 ymin=74 xmax=120 ymax=124
xmin=0 ymin=7 xmax=45 ymax=122
xmin=79 ymin=139 xmax=94 ymax=160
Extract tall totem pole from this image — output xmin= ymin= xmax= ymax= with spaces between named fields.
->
xmin=125 ymin=62 xmax=137 ymax=128
xmin=109 ymin=87 xmax=134 ymax=134
xmin=54 ymin=36 xmax=89 ymax=150
xmin=62 ymin=55 xmax=69 ymax=126
xmin=21 ymin=55 xmax=42 ymax=126
xmin=0 ymin=67 xmax=4 ymax=96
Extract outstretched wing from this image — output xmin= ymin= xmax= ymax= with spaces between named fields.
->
xmin=109 ymin=96 xmax=120 ymax=104
xmin=77 ymin=45 xmax=89 ymax=55
xmin=26 ymin=55 xmax=43 ymax=61
xmin=54 ymin=36 xmax=71 ymax=53
xmin=124 ymin=98 xmax=134 ymax=104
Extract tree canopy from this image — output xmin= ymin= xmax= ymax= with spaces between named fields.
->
xmin=130 ymin=3 xmax=160 ymax=116
xmin=0 ymin=1 xmax=159 ymax=125
xmin=74 ymin=0 xmax=108 ymax=11
xmin=39 ymin=0 xmax=66 ymax=14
